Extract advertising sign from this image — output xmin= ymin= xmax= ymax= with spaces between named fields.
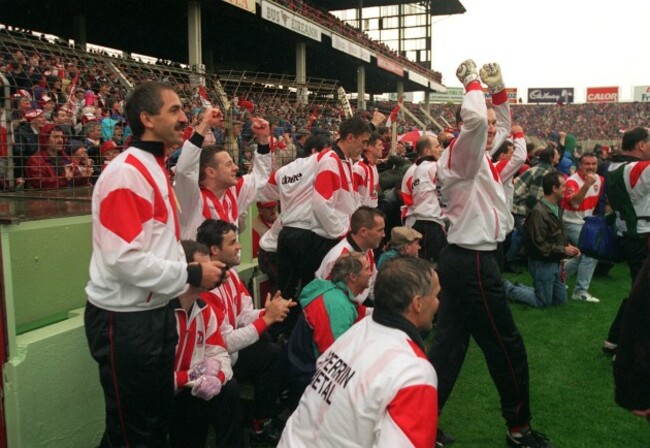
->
xmin=586 ymin=86 xmax=619 ymax=103
xmin=527 ymin=88 xmax=574 ymax=104
xmin=377 ymin=56 xmax=403 ymax=77
xmin=224 ymin=0 xmax=255 ymax=13
xmin=261 ymin=1 xmax=322 ymax=42
xmin=633 ymin=85 xmax=650 ymax=102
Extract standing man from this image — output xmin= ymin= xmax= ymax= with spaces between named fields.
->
xmin=562 ymin=152 xmax=603 ymax=303
xmin=411 ymin=135 xmax=447 ymax=262
xmin=428 ymin=61 xmax=554 ymax=447
xmin=603 ymin=126 xmax=650 ymax=355
xmin=84 ymin=82 xmax=225 ymax=447
xmin=354 ymin=131 xmax=382 ymax=207
xmin=293 ymin=128 xmax=311 ymax=158
xmin=279 ymin=257 xmax=440 ymax=448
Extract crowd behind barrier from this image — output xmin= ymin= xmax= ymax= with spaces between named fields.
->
xmin=1 ymin=25 xmax=649 ymax=191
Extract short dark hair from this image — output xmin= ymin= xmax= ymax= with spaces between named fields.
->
xmin=367 ymin=131 xmax=383 ymax=148
xmin=538 ymin=146 xmax=557 ymax=164
xmin=621 ymin=127 xmax=649 ymax=151
xmin=350 ymin=206 xmax=385 ymax=234
xmin=542 ymin=171 xmax=562 ymax=195
xmin=339 ymin=116 xmax=370 ymax=140
xmin=491 ymin=140 xmax=514 ymax=163
xmin=181 ymin=240 xmax=209 ymax=264
xmin=199 ymin=145 xmax=228 ymax=183
xmin=330 ymin=252 xmax=365 ymax=284
xmin=125 ymin=81 xmax=174 ymax=139
xmin=302 ymin=134 xmax=331 ymax=158
xmin=374 ymin=257 xmax=436 ymax=315
xmin=376 ymin=125 xmax=389 ymax=136
xmin=196 ymin=219 xmax=238 ymax=250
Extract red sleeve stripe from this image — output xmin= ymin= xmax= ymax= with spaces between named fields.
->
xmin=252 ymin=317 xmax=268 ymax=335
xmin=387 ymin=384 xmax=438 ymax=448
xmin=304 ymin=296 xmax=335 ymax=354
xmin=492 ymin=89 xmax=508 ymax=105
xmin=630 ymin=161 xmax=650 ymax=189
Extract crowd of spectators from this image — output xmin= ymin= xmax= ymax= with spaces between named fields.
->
xmin=1 ymin=26 xmax=649 ymax=191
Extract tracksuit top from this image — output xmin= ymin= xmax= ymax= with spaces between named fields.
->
xmin=436 ymin=83 xmax=514 ymax=251
xmin=493 ymin=132 xmax=527 ymax=210
xmin=315 ymin=234 xmax=376 ymax=304
xmin=260 ymin=153 xmax=320 ymax=230
xmin=411 ymin=157 xmax=445 ymax=224
xmin=278 ymin=316 xmax=438 ymax=448
xmin=298 ymin=279 xmax=368 ymax=357
xmin=199 ymin=269 xmax=267 ymax=365
xmin=400 ymin=162 xmax=417 ymax=226
xmin=259 ymin=218 xmax=282 ymax=253
xmin=607 ymin=156 xmax=650 ymax=237
xmin=312 ymin=145 xmax=359 ymax=239
xmin=86 ymin=141 xmax=188 ymax=312
xmin=172 ymin=298 xmax=232 ymax=391
xmin=354 ymin=157 xmax=379 ymax=208
xmin=562 ymin=171 xmax=603 ymax=224
xmin=174 ymin=133 xmax=272 ymax=240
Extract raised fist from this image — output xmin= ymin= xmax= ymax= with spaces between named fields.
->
xmin=456 ymin=59 xmax=479 ymax=88
xmin=480 ymin=63 xmax=505 ymax=94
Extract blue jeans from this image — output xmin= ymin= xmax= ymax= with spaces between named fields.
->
xmin=563 ymin=221 xmax=597 ymax=295
xmin=504 ymin=259 xmax=567 ymax=308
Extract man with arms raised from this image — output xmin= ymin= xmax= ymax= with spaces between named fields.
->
xmin=175 ymin=107 xmax=273 ymax=239
xmin=428 ymin=61 xmax=554 ymax=447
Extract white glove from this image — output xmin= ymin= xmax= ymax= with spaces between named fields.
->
xmin=191 ymin=375 xmax=222 ymax=401
xmin=456 ymin=59 xmax=479 ymax=88
xmin=188 ymin=358 xmax=222 ymax=381
xmin=480 ymin=63 xmax=505 ymax=94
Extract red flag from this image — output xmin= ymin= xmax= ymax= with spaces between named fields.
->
xmin=198 ymin=85 xmax=212 ymax=107
xmin=386 ymin=102 xmax=401 ymax=127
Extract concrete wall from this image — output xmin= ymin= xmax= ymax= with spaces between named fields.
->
xmin=1 ymin=210 xmax=257 ymax=447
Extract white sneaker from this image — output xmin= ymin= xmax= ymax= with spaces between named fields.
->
xmin=571 ymin=291 xmax=600 ymax=303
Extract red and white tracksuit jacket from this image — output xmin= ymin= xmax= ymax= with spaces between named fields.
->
xmin=562 ymin=171 xmax=603 ymax=224
xmin=354 ymin=158 xmax=379 ymax=208
xmin=436 ymin=83 xmax=514 ymax=250
xmin=86 ymin=143 xmax=188 ymax=312
xmin=315 ymin=234 xmax=376 ymax=304
xmin=493 ymin=133 xmax=527 ymax=211
xmin=173 ymin=298 xmax=233 ymax=391
xmin=174 ymin=134 xmax=273 ymax=240
xmin=278 ymin=317 xmax=438 ymax=448
xmin=411 ymin=157 xmax=445 ymax=225
xmin=200 ymin=269 xmax=267 ymax=365
xmin=312 ymin=145 xmax=359 ymax=239
xmin=259 ymin=153 xmax=320 ymax=230
xmin=400 ymin=162 xmax=417 ymax=227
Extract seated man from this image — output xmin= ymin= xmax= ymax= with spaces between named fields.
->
xmin=285 ymin=252 xmax=372 ymax=407
xmin=315 ymin=206 xmax=385 ymax=304
xmin=169 ymin=240 xmax=244 ymax=448
xmin=377 ymin=226 xmax=422 ymax=268
xmin=196 ymin=219 xmax=295 ymax=445
xmin=279 ymin=257 xmax=440 ymax=448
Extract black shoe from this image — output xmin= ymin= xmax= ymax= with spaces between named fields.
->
xmin=506 ymin=428 xmax=554 ymax=448
xmin=504 ymin=262 xmax=523 ymax=274
xmin=435 ymin=428 xmax=455 ymax=447
xmin=251 ymin=420 xmax=282 ymax=447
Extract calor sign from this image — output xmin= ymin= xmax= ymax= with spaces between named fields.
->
xmin=586 ymin=87 xmax=618 ymax=103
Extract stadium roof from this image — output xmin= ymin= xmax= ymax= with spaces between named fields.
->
xmin=310 ymin=0 xmax=466 ymax=16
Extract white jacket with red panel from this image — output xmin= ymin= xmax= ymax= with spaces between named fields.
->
xmin=86 ymin=143 xmax=188 ymax=312
xmin=278 ymin=316 xmax=438 ymax=448
xmin=436 ymin=83 xmax=514 ymax=250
